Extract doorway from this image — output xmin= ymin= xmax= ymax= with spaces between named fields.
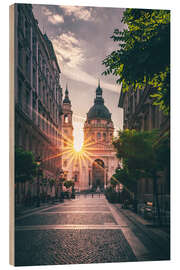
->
xmin=92 ymin=159 xmax=104 ymax=191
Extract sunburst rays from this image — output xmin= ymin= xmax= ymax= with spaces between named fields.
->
xmin=31 ymin=106 xmax=110 ymax=181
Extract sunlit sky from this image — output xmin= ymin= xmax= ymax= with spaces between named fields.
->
xmin=32 ymin=4 xmax=124 ymax=149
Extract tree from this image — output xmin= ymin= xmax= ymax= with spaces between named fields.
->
xmin=15 ymin=147 xmax=37 ymax=183
xmin=113 ymin=129 xmax=170 ymax=223
xmin=113 ymin=166 xmax=139 ymax=195
xmin=48 ymin=178 xmax=56 ymax=191
xmin=64 ymin=180 xmax=74 ymax=189
xmin=113 ymin=129 xmax=159 ymax=171
xmin=15 ymin=147 xmax=38 ymax=204
xmin=102 ymin=8 xmax=170 ymax=114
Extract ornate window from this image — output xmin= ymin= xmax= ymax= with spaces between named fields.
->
xmin=64 ymin=115 xmax=69 ymax=123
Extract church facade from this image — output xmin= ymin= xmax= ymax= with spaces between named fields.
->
xmin=62 ymin=82 xmax=119 ymax=191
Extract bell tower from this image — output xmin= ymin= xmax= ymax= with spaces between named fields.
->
xmin=62 ymin=84 xmax=73 ymax=180
xmin=62 ymin=84 xmax=73 ymax=145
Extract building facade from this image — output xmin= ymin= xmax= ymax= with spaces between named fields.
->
xmin=61 ymin=85 xmax=74 ymax=183
xmin=119 ymin=86 xmax=170 ymax=215
xmin=119 ymin=86 xmax=169 ymax=133
xmin=76 ymin=82 xmax=119 ymax=191
xmin=60 ymin=82 xmax=119 ymax=191
xmin=14 ymin=4 xmax=63 ymax=203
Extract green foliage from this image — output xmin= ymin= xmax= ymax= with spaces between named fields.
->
xmin=110 ymin=177 xmax=118 ymax=187
xmin=48 ymin=178 xmax=56 ymax=187
xmin=64 ymin=180 xmax=74 ymax=189
xmin=113 ymin=129 xmax=170 ymax=192
xmin=113 ymin=129 xmax=159 ymax=171
xmin=102 ymin=8 xmax=170 ymax=114
xmin=15 ymin=147 xmax=37 ymax=183
xmin=154 ymin=131 xmax=170 ymax=169
xmin=104 ymin=187 xmax=118 ymax=203
xmin=113 ymin=167 xmax=137 ymax=194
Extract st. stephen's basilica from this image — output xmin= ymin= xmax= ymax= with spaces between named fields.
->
xmin=61 ymin=81 xmax=119 ymax=191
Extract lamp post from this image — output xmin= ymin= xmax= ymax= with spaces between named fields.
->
xmin=56 ymin=168 xmax=61 ymax=201
xmin=59 ymin=169 xmax=64 ymax=202
xmin=71 ymin=178 xmax=76 ymax=199
xmin=36 ymin=156 xmax=42 ymax=207
xmin=88 ymin=165 xmax=91 ymax=192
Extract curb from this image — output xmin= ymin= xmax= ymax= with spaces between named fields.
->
xmin=114 ymin=204 xmax=170 ymax=239
xmin=15 ymin=201 xmax=62 ymax=218
xmin=114 ymin=204 xmax=153 ymax=226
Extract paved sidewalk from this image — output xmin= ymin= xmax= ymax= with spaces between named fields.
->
xmin=113 ymin=203 xmax=170 ymax=260
xmin=15 ymin=195 xmax=137 ymax=266
xmin=115 ymin=204 xmax=170 ymax=233
xmin=15 ymin=195 xmax=170 ymax=266
xmin=15 ymin=200 xmax=67 ymax=218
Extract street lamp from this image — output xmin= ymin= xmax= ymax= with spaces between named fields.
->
xmin=71 ymin=177 xmax=76 ymax=199
xmin=36 ymin=156 xmax=42 ymax=207
xmin=59 ymin=169 xmax=64 ymax=202
xmin=56 ymin=168 xmax=61 ymax=200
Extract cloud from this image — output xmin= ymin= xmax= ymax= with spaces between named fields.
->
xmin=61 ymin=6 xmax=95 ymax=22
xmin=52 ymin=32 xmax=85 ymax=68
xmin=42 ymin=6 xmax=64 ymax=25
xmin=62 ymin=65 xmax=120 ymax=94
xmin=48 ymin=14 xmax=64 ymax=24
xmin=52 ymin=31 xmax=120 ymax=93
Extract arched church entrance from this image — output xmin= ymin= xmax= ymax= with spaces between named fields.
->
xmin=92 ymin=159 xmax=104 ymax=191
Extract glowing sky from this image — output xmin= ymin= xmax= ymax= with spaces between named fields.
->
xmin=32 ymin=4 xmax=124 ymax=145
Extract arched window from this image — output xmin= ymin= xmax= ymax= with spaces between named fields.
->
xmin=97 ymin=132 xmax=101 ymax=140
xmin=103 ymin=133 xmax=106 ymax=141
xmin=64 ymin=115 xmax=69 ymax=123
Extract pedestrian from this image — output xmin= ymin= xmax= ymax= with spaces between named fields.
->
xmin=92 ymin=192 xmax=93 ymax=198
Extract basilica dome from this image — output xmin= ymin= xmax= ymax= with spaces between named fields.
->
xmin=87 ymin=103 xmax=111 ymax=120
xmin=87 ymin=82 xmax=111 ymax=121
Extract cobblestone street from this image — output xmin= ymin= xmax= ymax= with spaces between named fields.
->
xmin=15 ymin=195 xmax=170 ymax=266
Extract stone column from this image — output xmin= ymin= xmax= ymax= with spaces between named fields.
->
xmin=89 ymin=167 xmax=92 ymax=189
